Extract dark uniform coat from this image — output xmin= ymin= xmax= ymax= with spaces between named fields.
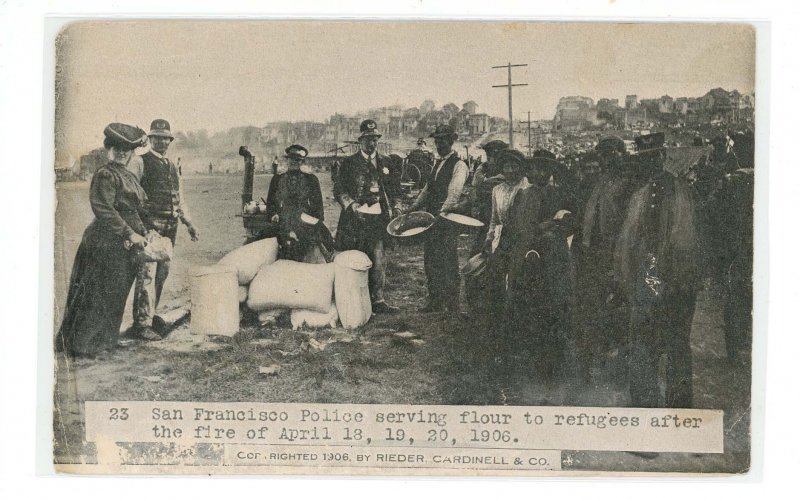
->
xmin=333 ymin=151 xmax=402 ymax=253
xmin=266 ymin=170 xmax=329 ymax=261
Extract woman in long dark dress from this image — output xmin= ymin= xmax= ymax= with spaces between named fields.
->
xmin=57 ymin=123 xmax=150 ymax=358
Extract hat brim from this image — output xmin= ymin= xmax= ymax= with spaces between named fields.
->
xmin=359 ymin=132 xmax=382 ymax=139
xmin=148 ymin=131 xmax=174 ymax=139
xmin=429 ymin=132 xmax=458 ymax=139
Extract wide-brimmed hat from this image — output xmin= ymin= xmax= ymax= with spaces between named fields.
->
xmin=429 ymin=124 xmax=458 ymax=140
xmin=635 ymin=132 xmax=666 ymax=154
xmin=148 ymin=119 xmax=174 ymax=140
xmin=359 ymin=119 xmax=382 ymax=139
xmin=480 ymin=139 xmax=509 ymax=153
xmin=285 ymin=144 xmax=309 ymax=160
xmin=103 ymin=123 xmax=147 ymax=151
xmin=496 ymin=149 xmax=526 ymax=169
xmin=531 ymin=149 xmax=561 ymax=170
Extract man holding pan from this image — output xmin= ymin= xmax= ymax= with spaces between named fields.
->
xmin=407 ymin=124 xmax=470 ymax=313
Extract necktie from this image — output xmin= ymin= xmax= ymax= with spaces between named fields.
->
xmin=434 ymin=158 xmax=444 ymax=181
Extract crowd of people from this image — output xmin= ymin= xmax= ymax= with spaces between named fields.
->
xmin=57 ymin=117 xmax=755 ymax=411
xmin=466 ymin=126 xmax=755 ymax=409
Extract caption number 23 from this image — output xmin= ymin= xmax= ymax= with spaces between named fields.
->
xmin=109 ymin=408 xmax=129 ymax=420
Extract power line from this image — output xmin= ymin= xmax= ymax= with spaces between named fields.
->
xmin=492 ymin=62 xmax=528 ymax=147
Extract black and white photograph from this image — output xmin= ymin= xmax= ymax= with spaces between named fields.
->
xmin=49 ymin=19 xmax=758 ymax=476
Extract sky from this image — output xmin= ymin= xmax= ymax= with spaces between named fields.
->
xmin=55 ymin=21 xmax=755 ymax=155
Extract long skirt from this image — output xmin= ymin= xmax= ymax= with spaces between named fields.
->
xmin=56 ymin=223 xmax=138 ymax=357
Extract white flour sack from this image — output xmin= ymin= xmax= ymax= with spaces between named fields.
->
xmin=333 ymin=250 xmax=373 ymax=329
xmin=190 ymin=265 xmax=239 ymax=337
xmin=290 ymin=302 xmax=339 ymax=330
xmin=247 ymin=260 xmax=335 ymax=313
xmin=218 ymin=237 xmax=279 ymax=285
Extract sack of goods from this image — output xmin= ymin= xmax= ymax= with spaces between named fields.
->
xmin=290 ymin=302 xmax=339 ymax=330
xmin=133 ymin=231 xmax=174 ymax=264
xmin=190 ymin=265 xmax=239 ymax=337
xmin=218 ymin=237 xmax=279 ymax=285
xmin=248 ymin=260 xmax=335 ymax=313
xmin=334 ymin=250 xmax=373 ymax=329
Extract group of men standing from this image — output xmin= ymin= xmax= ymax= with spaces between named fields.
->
xmin=262 ymin=119 xmax=471 ymax=316
xmin=332 ymin=120 xmax=469 ymax=314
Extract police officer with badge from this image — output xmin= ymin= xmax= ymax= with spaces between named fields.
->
xmin=265 ymin=144 xmax=329 ymax=262
xmin=133 ymin=119 xmax=199 ymax=340
xmin=333 ymin=119 xmax=402 ymax=314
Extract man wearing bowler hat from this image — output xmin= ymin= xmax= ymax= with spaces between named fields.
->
xmin=333 ymin=119 xmax=403 ymax=314
xmin=133 ymin=119 xmax=199 ymax=340
xmin=408 ymin=124 xmax=469 ymax=313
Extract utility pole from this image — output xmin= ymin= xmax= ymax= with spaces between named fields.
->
xmin=520 ymin=111 xmax=534 ymax=156
xmin=492 ymin=62 xmax=528 ymax=148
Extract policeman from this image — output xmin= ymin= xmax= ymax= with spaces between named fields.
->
xmin=265 ymin=144 xmax=328 ymax=262
xmin=333 ymin=119 xmax=402 ymax=314
xmin=133 ymin=119 xmax=199 ymax=340
xmin=615 ymin=132 xmax=703 ymax=408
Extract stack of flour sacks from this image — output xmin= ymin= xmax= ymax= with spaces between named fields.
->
xmin=190 ymin=238 xmax=374 ymax=337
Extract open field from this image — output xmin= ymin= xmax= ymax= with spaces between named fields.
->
xmin=52 ymin=172 xmax=751 ymax=473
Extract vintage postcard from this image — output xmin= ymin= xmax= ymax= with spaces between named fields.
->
xmin=51 ymin=20 xmax=758 ymax=475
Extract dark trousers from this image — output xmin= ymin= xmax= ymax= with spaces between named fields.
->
xmin=423 ymin=223 xmax=460 ymax=309
xmin=724 ymin=252 xmax=753 ymax=358
xmin=628 ymin=287 xmax=697 ymax=408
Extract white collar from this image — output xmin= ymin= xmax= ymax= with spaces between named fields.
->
xmin=437 ymin=151 xmax=454 ymax=162
xmin=361 ymin=150 xmax=376 ymax=161
xmin=150 ymin=149 xmax=166 ymax=160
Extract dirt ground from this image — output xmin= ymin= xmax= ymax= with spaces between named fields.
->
xmin=52 ymin=172 xmax=751 ymax=473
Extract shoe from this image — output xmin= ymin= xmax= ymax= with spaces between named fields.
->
xmin=372 ymin=302 xmax=400 ymax=314
xmin=419 ymin=302 xmax=443 ymax=313
xmin=139 ymin=327 xmax=162 ymax=341
xmin=152 ymin=315 xmax=168 ymax=335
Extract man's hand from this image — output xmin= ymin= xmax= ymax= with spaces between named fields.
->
xmin=186 ymin=223 xmax=199 ymax=242
xmin=128 ymin=232 xmax=147 ymax=248
xmin=349 ymin=202 xmax=364 ymax=222
xmin=271 ymin=214 xmax=279 ymax=223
